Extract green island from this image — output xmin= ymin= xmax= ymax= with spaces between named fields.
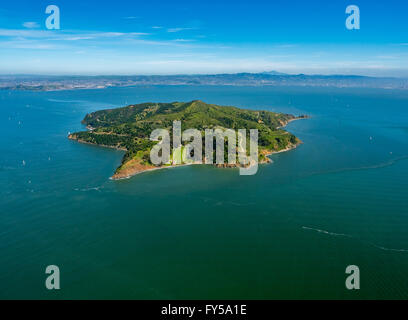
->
xmin=68 ymin=100 xmax=307 ymax=179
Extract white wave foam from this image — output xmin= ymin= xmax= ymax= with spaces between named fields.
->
xmin=302 ymin=226 xmax=408 ymax=253
xmin=74 ymin=186 xmax=102 ymax=192
xmin=301 ymin=226 xmax=352 ymax=238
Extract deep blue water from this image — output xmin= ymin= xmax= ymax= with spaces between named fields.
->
xmin=1 ymin=85 xmax=408 ymax=299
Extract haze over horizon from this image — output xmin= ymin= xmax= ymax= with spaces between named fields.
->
xmin=1 ymin=0 xmax=408 ymax=77
xmin=1 ymin=70 xmax=408 ymax=79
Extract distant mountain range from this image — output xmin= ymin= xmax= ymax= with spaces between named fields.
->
xmin=1 ymin=71 xmax=408 ymax=91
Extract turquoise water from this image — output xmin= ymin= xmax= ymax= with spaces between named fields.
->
xmin=1 ymin=86 xmax=407 ymax=299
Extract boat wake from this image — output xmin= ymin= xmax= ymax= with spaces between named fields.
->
xmin=74 ymin=186 xmax=103 ymax=192
xmin=306 ymin=155 xmax=408 ymax=177
xmin=301 ymin=226 xmax=352 ymax=238
xmin=372 ymin=245 xmax=408 ymax=253
xmin=302 ymin=225 xmax=408 ymax=253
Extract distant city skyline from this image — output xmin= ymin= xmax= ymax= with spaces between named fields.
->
xmin=1 ymin=0 xmax=408 ymax=76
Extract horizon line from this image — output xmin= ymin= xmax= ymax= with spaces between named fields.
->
xmin=1 ymin=71 xmax=407 ymax=79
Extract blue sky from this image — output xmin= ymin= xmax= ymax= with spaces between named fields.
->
xmin=0 ymin=0 xmax=408 ymax=76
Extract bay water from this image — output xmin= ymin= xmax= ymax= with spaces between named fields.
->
xmin=1 ymin=85 xmax=407 ymax=299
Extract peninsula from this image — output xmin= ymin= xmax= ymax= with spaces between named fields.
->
xmin=68 ymin=100 xmax=306 ymax=179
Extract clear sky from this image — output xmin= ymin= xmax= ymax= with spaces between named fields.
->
xmin=0 ymin=0 xmax=408 ymax=76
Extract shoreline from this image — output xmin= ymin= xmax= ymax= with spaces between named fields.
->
xmin=110 ymin=163 xmax=196 ymax=180
xmin=267 ymin=141 xmax=302 ymax=156
xmin=110 ymin=142 xmax=302 ymax=180
xmin=69 ymin=135 xmax=303 ymax=181
xmin=277 ymin=115 xmax=309 ymax=129
xmin=69 ymin=114 xmax=307 ymax=181
xmin=68 ymin=135 xmax=127 ymax=151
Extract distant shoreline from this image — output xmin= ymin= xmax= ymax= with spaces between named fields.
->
xmin=2 ymin=72 xmax=408 ymax=92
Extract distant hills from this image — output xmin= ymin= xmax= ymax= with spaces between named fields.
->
xmin=1 ymin=71 xmax=408 ymax=91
